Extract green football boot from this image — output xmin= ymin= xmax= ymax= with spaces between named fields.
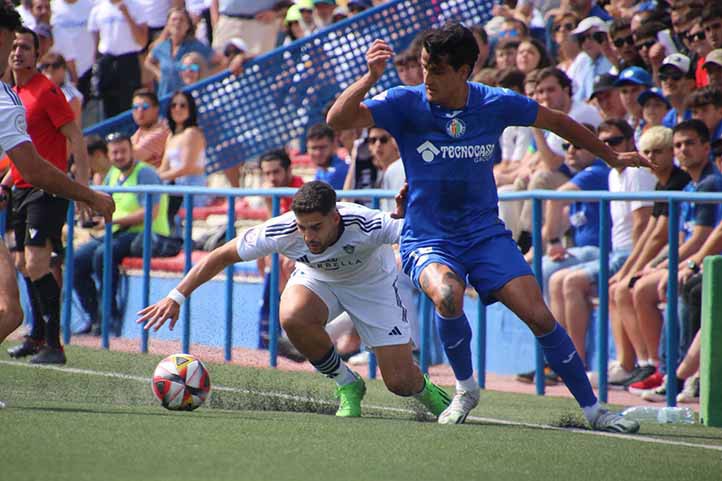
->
xmin=335 ymin=375 xmax=366 ymax=417
xmin=415 ymin=374 xmax=452 ymax=416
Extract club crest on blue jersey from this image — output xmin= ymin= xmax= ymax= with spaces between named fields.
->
xmin=446 ymin=118 xmax=466 ymax=138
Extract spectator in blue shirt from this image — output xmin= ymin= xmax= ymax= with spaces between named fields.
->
xmin=146 ymin=8 xmax=225 ymax=97
xmin=307 ymin=123 xmax=349 ymax=189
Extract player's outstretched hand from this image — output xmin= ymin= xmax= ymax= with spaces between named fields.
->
xmin=136 ymin=298 xmax=181 ymax=331
xmin=390 ymin=181 xmax=408 ymax=219
xmin=88 ymin=191 xmax=115 ymax=223
xmin=366 ymin=39 xmax=394 ymax=80
xmin=614 ymin=151 xmax=654 ymax=169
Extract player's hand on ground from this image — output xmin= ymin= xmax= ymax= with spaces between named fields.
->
xmin=136 ymin=298 xmax=181 ymax=331
xmin=390 ymin=182 xmax=408 ymax=219
xmin=89 ymin=191 xmax=115 ymax=223
xmin=366 ymin=40 xmax=394 ymax=80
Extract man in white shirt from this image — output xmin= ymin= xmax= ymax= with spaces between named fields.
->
xmin=51 ymin=0 xmax=96 ymax=93
xmin=0 ymin=4 xmax=115 ymax=408
xmin=567 ymin=17 xmax=613 ymax=103
xmin=88 ymin=0 xmax=149 ymax=118
xmin=137 ymin=181 xmax=451 ymax=420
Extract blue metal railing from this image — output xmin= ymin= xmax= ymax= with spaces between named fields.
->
xmin=55 ymin=186 xmax=722 ymax=407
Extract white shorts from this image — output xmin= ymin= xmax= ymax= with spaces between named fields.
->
xmin=286 ymin=270 xmax=410 ymax=348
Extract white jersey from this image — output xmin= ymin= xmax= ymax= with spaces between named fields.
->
xmin=0 ymin=82 xmax=31 ymax=158
xmin=236 ymin=202 xmax=403 ymax=285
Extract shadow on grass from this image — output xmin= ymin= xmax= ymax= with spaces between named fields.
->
xmin=12 ymin=404 xmax=273 ymax=422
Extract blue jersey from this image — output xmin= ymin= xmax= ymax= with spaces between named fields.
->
xmin=364 ymin=82 xmax=539 ymax=246
xmin=680 ymin=162 xmax=722 ymax=241
xmin=568 ymin=160 xmax=610 ymax=247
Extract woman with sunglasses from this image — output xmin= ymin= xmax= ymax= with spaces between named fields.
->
xmin=145 ymin=8 xmax=225 ymax=97
xmin=551 ymin=11 xmax=580 ymax=74
xmin=158 ymin=91 xmax=211 ymax=225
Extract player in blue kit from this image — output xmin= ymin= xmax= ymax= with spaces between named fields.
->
xmin=327 ymin=23 xmax=649 ymax=432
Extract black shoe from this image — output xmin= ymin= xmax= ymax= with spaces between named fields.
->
xmin=621 ymin=364 xmax=656 ymax=388
xmin=73 ymin=320 xmax=96 ymax=336
xmin=515 ymin=366 xmax=559 ymax=385
xmin=29 ymin=346 xmax=67 ymax=365
xmin=7 ymin=337 xmax=43 ymax=358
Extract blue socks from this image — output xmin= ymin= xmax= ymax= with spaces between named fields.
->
xmin=435 ymin=311 xmax=473 ymax=381
xmin=537 ymin=323 xmax=597 ymax=408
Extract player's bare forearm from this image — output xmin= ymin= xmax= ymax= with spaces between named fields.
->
xmin=326 ymin=73 xmax=376 ymax=131
xmin=8 ymin=141 xmax=95 ymax=203
xmin=175 ymin=239 xmax=243 ymax=297
xmin=535 ymin=107 xmax=617 ymax=163
xmin=61 ymin=122 xmax=90 ymax=186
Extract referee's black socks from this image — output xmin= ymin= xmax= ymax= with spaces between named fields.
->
xmin=32 ymin=273 xmax=62 ymax=348
xmin=24 ymin=276 xmax=46 ymax=342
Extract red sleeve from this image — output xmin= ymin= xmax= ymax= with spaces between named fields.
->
xmin=43 ymin=85 xmax=75 ymax=129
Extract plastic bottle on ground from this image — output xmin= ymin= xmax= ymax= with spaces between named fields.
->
xmin=621 ymin=406 xmax=696 ymax=424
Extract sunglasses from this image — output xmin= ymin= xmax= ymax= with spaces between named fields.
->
xmin=612 ymin=35 xmax=634 ymax=48
xmin=562 ymin=142 xmax=581 ymax=151
xmin=635 ymin=39 xmax=656 ymax=50
xmin=687 ymin=31 xmax=706 ymax=42
xmin=499 ymin=28 xmax=519 ymax=38
xmin=368 ymin=135 xmax=390 ymax=145
xmin=554 ymin=22 xmax=576 ymax=33
xmin=179 ymin=63 xmax=200 ymax=72
xmin=659 ymin=70 xmax=684 ymax=82
xmin=39 ymin=61 xmax=64 ymax=70
xmin=132 ymin=101 xmax=151 ymax=111
xmin=602 ymin=135 xmax=627 ymax=147
xmin=577 ymin=31 xmax=607 ymax=44
xmin=170 ymin=102 xmax=188 ymax=109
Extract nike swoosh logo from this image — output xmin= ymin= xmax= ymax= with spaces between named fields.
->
xmin=447 ymin=338 xmax=464 ymax=350
xmin=561 ymin=352 xmax=576 ymax=364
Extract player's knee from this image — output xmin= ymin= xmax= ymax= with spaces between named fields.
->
xmin=549 ymin=271 xmax=565 ymax=293
xmin=433 ymin=282 xmax=464 ymax=318
xmin=0 ymin=300 xmax=23 ymax=332
xmin=562 ymin=273 xmax=588 ymax=295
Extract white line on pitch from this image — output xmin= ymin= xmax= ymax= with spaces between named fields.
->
xmin=3 ymin=359 xmax=721 ymax=453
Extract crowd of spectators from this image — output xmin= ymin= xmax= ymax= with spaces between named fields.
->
xmin=1 ymin=0 xmax=719 ymax=402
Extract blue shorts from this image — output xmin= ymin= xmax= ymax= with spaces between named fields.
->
xmin=401 ymin=233 xmax=533 ymax=305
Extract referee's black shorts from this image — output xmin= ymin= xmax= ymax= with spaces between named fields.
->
xmin=7 ymin=187 xmax=69 ymax=253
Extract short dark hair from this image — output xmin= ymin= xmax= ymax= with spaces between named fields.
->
xmin=609 ymin=18 xmax=631 ymax=38
xmin=673 ymin=119 xmax=711 ymax=144
xmin=132 ymin=87 xmax=160 ymax=107
xmin=536 ymin=66 xmax=573 ymax=97
xmin=167 ymin=90 xmax=199 ymax=133
xmin=86 ymin=135 xmax=108 ymax=155
xmin=598 ymin=118 xmax=634 ymax=140
xmin=422 ymin=22 xmax=479 ymax=77
xmin=393 ymin=49 xmax=419 ymax=67
xmin=307 ymin=122 xmax=335 ymax=141
xmin=16 ymin=27 xmax=39 ymax=56
xmin=633 ymin=21 xmax=665 ymax=41
xmin=38 ymin=52 xmax=66 ymax=70
xmin=0 ymin=2 xmax=23 ymax=32
xmin=291 ymin=180 xmax=337 ymax=215
xmin=496 ymin=68 xmax=525 ymax=92
xmin=686 ymin=86 xmax=722 ymax=110
xmin=702 ymin=3 xmax=722 ymax=24
xmin=260 ymin=149 xmax=291 ymax=170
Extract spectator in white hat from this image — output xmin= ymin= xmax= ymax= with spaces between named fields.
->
xmin=703 ymin=49 xmax=722 ymax=90
xmin=568 ymin=16 xmax=613 ymax=103
xmin=659 ymin=53 xmax=695 ymax=129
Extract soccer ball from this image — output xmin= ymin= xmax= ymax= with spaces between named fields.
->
xmin=151 ymin=353 xmax=211 ymax=411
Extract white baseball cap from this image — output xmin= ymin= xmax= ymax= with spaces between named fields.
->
xmin=571 ymin=17 xmax=609 ymax=35
xmin=660 ymin=53 xmax=691 ymax=75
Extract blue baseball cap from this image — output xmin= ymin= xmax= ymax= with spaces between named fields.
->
xmin=614 ymin=66 xmax=653 ymax=87
xmin=638 ymin=87 xmax=671 ymax=108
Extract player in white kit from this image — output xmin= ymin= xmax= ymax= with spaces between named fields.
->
xmin=137 ymin=181 xmax=451 ymax=418
xmin=0 ymin=3 xmax=115 ymax=409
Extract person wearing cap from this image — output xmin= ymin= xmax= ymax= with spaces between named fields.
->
xmin=210 ymin=0 xmax=279 ymax=55
xmin=313 ymin=0 xmax=335 ymax=28
xmin=686 ymin=86 xmax=722 ymax=145
xmin=296 ymin=0 xmax=317 ymax=35
xmin=146 ymin=8 xmax=224 ymax=98
xmin=348 ymin=0 xmax=371 ymax=15
xmin=638 ymin=87 xmax=670 ymax=132
xmin=567 ymin=16 xmax=612 ymax=103
xmin=614 ymin=66 xmax=652 ymax=141
xmin=72 ymin=132 xmax=170 ymax=336
xmin=281 ymin=4 xmax=306 ymax=45
xmin=589 ymin=73 xmax=625 ymax=119
xmin=703 ymin=49 xmax=722 ymax=89
xmin=660 ymin=53 xmax=694 ymax=129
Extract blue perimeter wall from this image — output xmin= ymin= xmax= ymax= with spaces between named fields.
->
xmin=22 ymin=273 xmax=618 ymax=375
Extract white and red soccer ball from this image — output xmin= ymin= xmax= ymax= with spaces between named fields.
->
xmin=152 ymin=353 xmax=211 ymax=411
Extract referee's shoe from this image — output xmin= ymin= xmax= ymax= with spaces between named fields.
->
xmin=29 ymin=346 xmax=66 ymax=365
